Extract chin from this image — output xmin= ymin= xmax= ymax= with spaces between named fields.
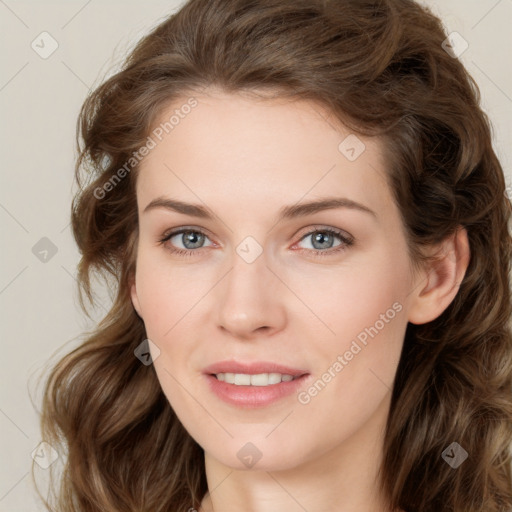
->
xmin=202 ymin=435 xmax=312 ymax=473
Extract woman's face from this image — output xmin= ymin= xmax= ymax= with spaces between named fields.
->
xmin=131 ymin=89 xmax=420 ymax=471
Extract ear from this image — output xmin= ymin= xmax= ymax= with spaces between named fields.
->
xmin=407 ymin=227 xmax=470 ymax=325
xmin=130 ymin=276 xmax=143 ymax=318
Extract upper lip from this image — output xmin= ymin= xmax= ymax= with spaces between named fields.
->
xmin=203 ymin=360 xmax=308 ymax=377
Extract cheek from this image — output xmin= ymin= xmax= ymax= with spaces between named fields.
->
xmin=297 ymin=243 xmax=411 ymax=401
xmin=133 ymin=255 xmax=203 ymax=417
xmin=289 ymin=265 xmax=408 ymax=457
xmin=297 ymin=242 xmax=410 ymax=349
xmin=333 ymin=262 xmax=407 ymax=344
xmin=134 ymin=268 xmax=172 ymax=336
xmin=134 ymin=250 xmax=209 ymax=337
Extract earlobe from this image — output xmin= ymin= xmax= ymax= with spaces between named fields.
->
xmin=130 ymin=280 xmax=143 ymax=318
xmin=407 ymin=227 xmax=470 ymax=325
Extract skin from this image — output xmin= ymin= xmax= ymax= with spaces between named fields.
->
xmin=130 ymin=88 xmax=470 ymax=512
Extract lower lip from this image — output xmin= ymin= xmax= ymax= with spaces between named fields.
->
xmin=205 ymin=374 xmax=310 ymax=408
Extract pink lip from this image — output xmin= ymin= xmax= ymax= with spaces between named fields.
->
xmin=203 ymin=360 xmax=310 ymax=408
xmin=203 ymin=360 xmax=308 ymax=377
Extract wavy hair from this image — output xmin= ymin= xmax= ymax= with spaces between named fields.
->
xmin=34 ymin=0 xmax=512 ymax=511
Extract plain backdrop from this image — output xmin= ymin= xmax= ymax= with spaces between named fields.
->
xmin=1 ymin=0 xmax=511 ymax=510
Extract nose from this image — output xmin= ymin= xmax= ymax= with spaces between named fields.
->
xmin=215 ymin=249 xmax=287 ymax=340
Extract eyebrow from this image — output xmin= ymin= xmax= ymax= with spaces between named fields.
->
xmin=143 ymin=196 xmax=376 ymax=220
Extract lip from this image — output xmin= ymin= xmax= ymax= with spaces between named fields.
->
xmin=203 ymin=360 xmax=308 ymax=377
xmin=203 ymin=360 xmax=310 ymax=408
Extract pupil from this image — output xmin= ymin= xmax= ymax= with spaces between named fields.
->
xmin=314 ymin=232 xmax=332 ymax=249
xmin=183 ymin=231 xmax=203 ymax=249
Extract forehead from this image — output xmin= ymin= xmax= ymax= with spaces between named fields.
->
xmin=135 ymin=90 xmax=392 ymax=218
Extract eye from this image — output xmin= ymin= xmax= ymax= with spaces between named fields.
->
xmin=294 ymin=227 xmax=354 ymax=256
xmin=158 ymin=225 xmax=354 ymax=258
xmin=158 ymin=228 xmax=214 ymax=256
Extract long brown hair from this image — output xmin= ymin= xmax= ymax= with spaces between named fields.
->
xmin=34 ymin=1 xmax=512 ymax=511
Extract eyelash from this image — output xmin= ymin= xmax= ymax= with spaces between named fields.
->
xmin=158 ymin=226 xmax=354 ymax=258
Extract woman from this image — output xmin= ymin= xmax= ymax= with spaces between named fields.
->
xmin=35 ymin=0 xmax=512 ymax=511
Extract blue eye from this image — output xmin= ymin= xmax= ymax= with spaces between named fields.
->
xmin=158 ymin=229 xmax=214 ymax=256
xmin=295 ymin=227 xmax=354 ymax=257
xmin=158 ymin=226 xmax=354 ymax=258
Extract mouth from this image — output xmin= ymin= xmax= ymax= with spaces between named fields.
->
xmin=213 ymin=372 xmax=301 ymax=386
xmin=203 ymin=360 xmax=310 ymax=407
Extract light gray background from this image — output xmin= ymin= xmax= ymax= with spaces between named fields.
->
xmin=1 ymin=1 xmax=511 ymax=510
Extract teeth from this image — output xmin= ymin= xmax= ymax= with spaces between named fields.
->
xmin=215 ymin=372 xmax=296 ymax=386
xmin=234 ymin=373 xmax=251 ymax=385
xmin=268 ymin=373 xmax=282 ymax=384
